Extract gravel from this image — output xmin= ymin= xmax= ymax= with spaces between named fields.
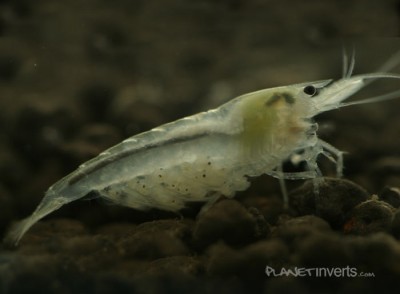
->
xmin=1 ymin=1 xmax=399 ymax=293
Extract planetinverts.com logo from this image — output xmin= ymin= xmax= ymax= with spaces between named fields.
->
xmin=265 ymin=266 xmax=375 ymax=278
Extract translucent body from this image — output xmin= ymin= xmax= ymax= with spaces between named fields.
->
xmin=4 ymin=52 xmax=400 ymax=246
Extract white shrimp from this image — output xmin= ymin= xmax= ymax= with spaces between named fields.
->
xmin=4 ymin=51 xmax=400 ymax=246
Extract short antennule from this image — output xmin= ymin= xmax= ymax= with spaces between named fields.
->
xmin=342 ymin=47 xmax=356 ymax=78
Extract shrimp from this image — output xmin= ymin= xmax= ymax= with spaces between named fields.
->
xmin=4 ymin=50 xmax=400 ymax=246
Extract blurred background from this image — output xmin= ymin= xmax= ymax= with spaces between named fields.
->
xmin=0 ymin=0 xmax=399 ymax=230
xmin=0 ymin=0 xmax=400 ymax=293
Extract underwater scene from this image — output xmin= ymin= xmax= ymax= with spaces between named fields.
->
xmin=0 ymin=0 xmax=400 ymax=293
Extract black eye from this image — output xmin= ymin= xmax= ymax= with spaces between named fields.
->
xmin=303 ymin=85 xmax=317 ymax=96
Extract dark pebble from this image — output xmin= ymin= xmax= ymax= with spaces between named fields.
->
xmin=132 ymin=270 xmax=203 ymax=294
xmin=379 ymin=186 xmax=400 ymax=208
xmin=206 ymin=239 xmax=290 ymax=289
xmin=140 ymin=256 xmax=203 ymax=277
xmin=96 ymin=222 xmax=138 ymax=237
xmin=15 ymin=219 xmax=88 ymax=253
xmin=248 ymin=207 xmax=272 ymax=238
xmin=272 ymin=215 xmax=331 ymax=249
xmin=344 ymin=198 xmax=395 ymax=235
xmin=264 ymin=277 xmax=309 ymax=294
xmin=290 ymin=178 xmax=369 ymax=229
xmin=295 ymin=232 xmax=353 ymax=267
xmin=193 ymin=199 xmax=268 ymax=249
xmin=291 ymin=232 xmax=360 ymax=291
xmin=346 ymin=233 xmax=400 ymax=276
xmin=391 ymin=210 xmax=400 ymax=239
xmin=337 ymin=279 xmax=376 ymax=294
xmin=241 ymin=192 xmax=283 ymax=225
xmin=58 ymin=235 xmax=110 ymax=256
xmin=3 ymin=254 xmax=73 ymax=294
xmin=91 ymin=275 xmax=135 ymax=294
xmin=117 ymin=220 xmax=191 ymax=260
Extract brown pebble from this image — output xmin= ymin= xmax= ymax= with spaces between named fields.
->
xmin=295 ymin=232 xmax=352 ymax=267
xmin=117 ymin=220 xmax=191 ymax=260
xmin=264 ymin=277 xmax=309 ymax=294
xmin=346 ymin=232 xmax=400 ymax=275
xmin=391 ymin=210 xmax=400 ymax=239
xmin=118 ymin=232 xmax=189 ymax=260
xmin=206 ymin=239 xmax=289 ymax=283
xmin=344 ymin=198 xmax=395 ymax=235
xmin=96 ymin=222 xmax=138 ymax=237
xmin=379 ymin=186 xmax=400 ymax=208
xmin=15 ymin=219 xmax=88 ymax=253
xmin=59 ymin=235 xmax=109 ymax=256
xmin=247 ymin=207 xmax=271 ymax=238
xmin=290 ymin=178 xmax=369 ymax=229
xmin=272 ymin=215 xmax=331 ymax=249
xmin=193 ymin=199 xmax=267 ymax=249
xmin=277 ymin=215 xmax=331 ymax=231
xmin=142 ymin=256 xmax=203 ymax=276
xmin=5 ymin=253 xmax=74 ymax=293
xmin=131 ymin=265 xmax=201 ymax=294
xmin=241 ymin=193 xmax=283 ymax=225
